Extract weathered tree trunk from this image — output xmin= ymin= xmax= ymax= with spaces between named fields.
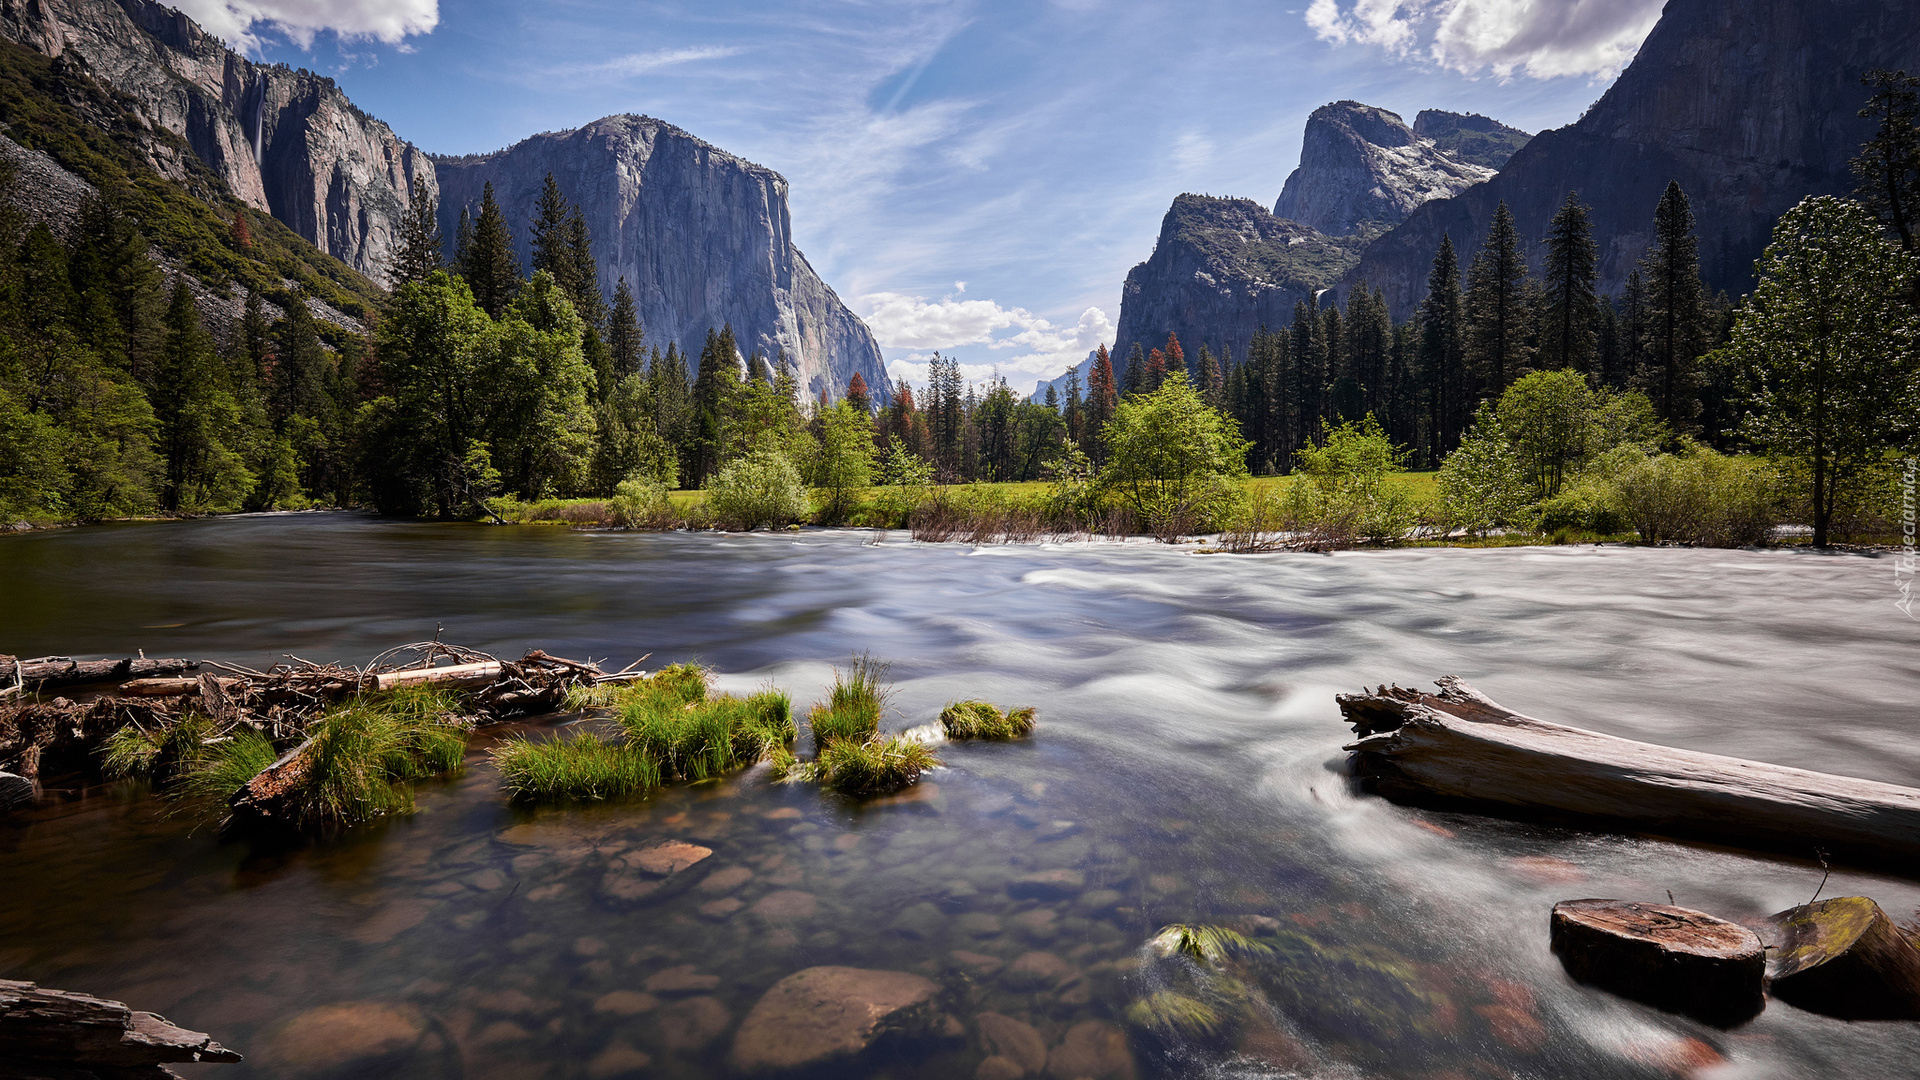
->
xmin=371 ymin=661 xmax=503 ymax=691
xmin=1337 ymin=677 xmax=1920 ymax=869
xmin=1550 ymin=899 xmax=1766 ymax=1026
xmin=1762 ymin=897 xmax=1920 ymax=1020
xmin=0 ymin=978 xmax=240 ymax=1076
xmin=0 ymin=656 xmax=196 ymax=690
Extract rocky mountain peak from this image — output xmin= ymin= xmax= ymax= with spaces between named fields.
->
xmin=1272 ymin=100 xmax=1503 ymax=236
xmin=435 ymin=115 xmax=888 ymax=403
xmin=1410 ymin=110 xmax=1532 ymax=171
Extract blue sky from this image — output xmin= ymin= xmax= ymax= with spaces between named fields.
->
xmin=179 ymin=0 xmax=1662 ymax=391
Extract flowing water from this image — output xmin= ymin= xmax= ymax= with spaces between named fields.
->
xmin=2 ymin=513 xmax=1918 ymax=1079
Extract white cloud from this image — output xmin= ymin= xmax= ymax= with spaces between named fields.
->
xmin=863 ymin=293 xmax=1112 ymax=391
xmin=565 ymin=46 xmax=749 ymax=79
xmin=1305 ymin=0 xmax=1662 ymax=80
xmin=170 ymin=0 xmax=438 ymax=51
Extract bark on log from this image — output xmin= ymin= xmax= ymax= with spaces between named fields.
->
xmin=0 ymin=978 xmax=240 ymax=1076
xmin=0 ymin=657 xmax=196 ymax=689
xmin=1550 ymin=900 xmax=1765 ymax=1026
xmin=1337 ymin=677 xmax=1920 ymax=869
xmin=370 ymin=661 xmax=503 ymax=692
xmin=1761 ymin=897 xmax=1920 ymax=1020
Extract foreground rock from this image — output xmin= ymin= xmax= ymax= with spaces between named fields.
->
xmin=1550 ymin=900 xmax=1765 ymax=1026
xmin=600 ymin=842 xmax=714 ymax=905
xmin=0 ymin=771 xmax=30 ymax=811
xmin=728 ymin=966 xmax=941 ymax=1074
xmin=0 ymin=979 xmax=240 ymax=1078
xmin=1763 ymin=897 xmax=1920 ymax=1020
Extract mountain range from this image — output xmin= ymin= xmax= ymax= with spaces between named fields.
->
xmin=0 ymin=0 xmax=889 ymax=399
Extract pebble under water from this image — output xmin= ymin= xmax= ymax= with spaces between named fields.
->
xmin=2 ymin=513 xmax=1918 ymax=1079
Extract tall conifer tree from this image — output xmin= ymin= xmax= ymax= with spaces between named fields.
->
xmin=1418 ymin=235 xmax=1467 ymax=460
xmin=1540 ymin=191 xmax=1598 ymax=373
xmin=1641 ymin=181 xmax=1707 ymax=426
xmin=1465 ymin=201 xmax=1532 ymax=399
xmin=466 ymin=182 xmax=519 ymax=318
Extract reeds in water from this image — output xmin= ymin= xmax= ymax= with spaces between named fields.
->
xmin=492 ymin=731 xmax=662 ymax=802
xmin=806 ymin=654 xmax=889 ymax=749
xmin=938 ymin=700 xmax=1037 ymax=740
xmin=812 ymin=734 xmax=941 ymax=796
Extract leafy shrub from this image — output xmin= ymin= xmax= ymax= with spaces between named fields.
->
xmin=1609 ymin=446 xmax=1779 ymax=546
xmin=607 ymin=476 xmax=677 ymax=529
xmin=1098 ymin=372 xmax=1251 ymax=534
xmin=707 ymin=448 xmax=809 ymax=530
xmin=1529 ymin=477 xmax=1629 ymax=536
xmin=1438 ymin=412 xmax=1529 ymax=537
xmin=1278 ymin=416 xmax=1420 ymax=547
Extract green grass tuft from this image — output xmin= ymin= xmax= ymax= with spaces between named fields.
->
xmin=168 ymin=729 xmax=279 ymax=812
xmin=1148 ymin=924 xmax=1273 ymax=966
xmin=939 ymin=700 xmax=1037 ymax=740
xmin=491 ymin=731 xmax=662 ymax=803
xmin=1125 ymin=991 xmax=1224 ymax=1038
xmin=813 ymin=734 xmax=940 ymax=796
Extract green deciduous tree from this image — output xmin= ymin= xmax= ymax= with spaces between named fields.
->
xmin=1098 ymin=371 xmax=1251 ymax=532
xmin=1723 ymin=195 xmax=1920 ymax=547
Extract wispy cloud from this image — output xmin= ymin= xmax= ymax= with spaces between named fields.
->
xmin=171 ymin=0 xmax=438 ymax=52
xmin=862 ymin=292 xmax=1111 ymax=388
xmin=1304 ymin=0 xmax=1662 ymax=80
xmin=563 ymin=45 xmax=749 ymax=79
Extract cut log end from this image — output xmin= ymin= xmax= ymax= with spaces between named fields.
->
xmin=1763 ymin=897 xmax=1920 ymax=1020
xmin=1551 ymin=899 xmax=1766 ymax=1027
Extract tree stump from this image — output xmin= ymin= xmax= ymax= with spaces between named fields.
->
xmin=1550 ymin=899 xmax=1765 ymax=1026
xmin=1763 ymin=897 xmax=1920 ymax=1020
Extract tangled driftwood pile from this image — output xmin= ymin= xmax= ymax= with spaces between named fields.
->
xmin=0 ymin=642 xmax=642 ymax=795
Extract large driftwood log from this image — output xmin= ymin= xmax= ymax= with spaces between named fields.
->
xmin=0 ymin=978 xmax=240 ymax=1078
xmin=1336 ymin=677 xmax=1920 ymax=868
xmin=1761 ymin=897 xmax=1920 ymax=1020
xmin=1550 ymin=899 xmax=1766 ymax=1026
xmin=0 ymin=656 xmax=196 ymax=691
xmin=371 ymin=660 xmax=502 ymax=691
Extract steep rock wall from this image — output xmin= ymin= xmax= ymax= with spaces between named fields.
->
xmin=0 ymin=0 xmax=434 ymax=285
xmin=434 ymin=115 xmax=888 ymax=403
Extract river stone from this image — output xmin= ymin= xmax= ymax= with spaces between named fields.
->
xmin=958 ymin=912 xmax=1003 ymax=938
xmin=600 ymin=843 xmax=714 ymax=905
xmin=951 ymin=951 xmax=1004 ymax=978
xmin=0 ymin=771 xmax=31 ymax=810
xmin=645 ymin=965 xmax=721 ymax=996
xmin=1763 ymin=896 xmax=1920 ymax=1020
xmin=1550 ymin=899 xmax=1765 ymax=1026
xmin=977 ymin=1055 xmax=1026 ymax=1080
xmin=976 ymin=1012 xmax=1047 ymax=1073
xmin=1046 ymin=1020 xmax=1136 ymax=1080
xmin=1004 ymin=952 xmax=1079 ymax=992
xmin=259 ymin=1001 xmax=430 ymax=1075
xmin=587 ymin=1039 xmax=654 ymax=1079
xmin=728 ymin=966 xmax=942 ymax=1074
xmin=657 ymin=996 xmax=732 ymax=1053
xmin=891 ymin=902 xmax=946 ymax=940
xmin=1009 ymin=870 xmax=1084 ymax=901
xmin=593 ymin=991 xmax=659 ymax=1016
xmin=752 ymin=890 xmax=820 ymax=921
xmin=700 ymin=865 xmax=755 ymax=894
xmin=634 ymin=842 xmax=713 ymax=875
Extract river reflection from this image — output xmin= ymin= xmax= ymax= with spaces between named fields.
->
xmin=2 ymin=514 xmax=1917 ymax=1078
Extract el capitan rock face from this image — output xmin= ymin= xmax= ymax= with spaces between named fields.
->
xmin=434 ymin=116 xmax=889 ymax=404
xmin=1353 ymin=0 xmax=1920 ymax=319
xmin=1273 ymin=101 xmax=1500 ymax=236
xmin=0 ymin=0 xmax=435 ymax=286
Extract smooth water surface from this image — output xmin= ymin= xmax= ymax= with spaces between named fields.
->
xmin=2 ymin=514 xmax=1918 ymax=1079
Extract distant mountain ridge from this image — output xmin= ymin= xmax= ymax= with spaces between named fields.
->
xmin=434 ymin=116 xmax=889 ymax=404
xmin=1272 ymin=102 xmax=1515 ymax=236
xmin=1352 ymin=0 xmax=1920 ymax=319
xmin=0 ymin=0 xmax=433 ymax=286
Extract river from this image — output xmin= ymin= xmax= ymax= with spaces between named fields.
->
xmin=2 ymin=513 xmax=1917 ymax=1079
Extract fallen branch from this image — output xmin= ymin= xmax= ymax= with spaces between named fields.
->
xmin=0 ymin=654 xmax=196 ymax=690
xmin=1336 ymin=677 xmax=1920 ymax=869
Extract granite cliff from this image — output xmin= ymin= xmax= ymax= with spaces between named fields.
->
xmin=435 ymin=116 xmax=888 ymax=403
xmin=1110 ymin=195 xmax=1369 ymax=368
xmin=0 ymin=0 xmax=434 ymax=285
xmin=1273 ymin=102 xmax=1505 ymax=236
xmin=1353 ymin=0 xmax=1920 ymax=319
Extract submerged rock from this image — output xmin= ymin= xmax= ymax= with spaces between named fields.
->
xmin=1550 ymin=899 xmax=1765 ymax=1026
xmin=1046 ymin=1020 xmax=1136 ymax=1080
xmin=1763 ymin=896 xmax=1920 ymax=1020
xmin=258 ymin=1001 xmax=427 ymax=1076
xmin=599 ymin=842 xmax=713 ymax=905
xmin=728 ymin=966 xmax=942 ymax=1074
xmin=976 ymin=1012 xmax=1048 ymax=1074
xmin=1009 ymin=870 xmax=1083 ymax=902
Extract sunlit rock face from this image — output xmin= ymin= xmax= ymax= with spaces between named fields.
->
xmin=1273 ymin=102 xmax=1499 ymax=237
xmin=435 ymin=116 xmax=888 ymax=403
xmin=0 ymin=0 xmax=435 ymax=286
xmin=1352 ymin=0 xmax=1920 ymax=319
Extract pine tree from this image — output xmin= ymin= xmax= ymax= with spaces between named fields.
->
xmin=1144 ymin=348 xmax=1167 ymax=393
xmin=466 ymin=181 xmax=519 ymax=319
xmin=1540 ymin=191 xmax=1598 ymax=373
xmin=1121 ymin=343 xmax=1146 ymax=398
xmin=566 ymin=206 xmax=604 ymax=327
xmin=1290 ymin=299 xmax=1320 ymax=448
xmin=1163 ymin=332 xmax=1186 ymax=382
xmin=746 ymin=349 xmax=771 ymax=385
xmin=608 ymin=277 xmax=644 ymax=377
xmin=1641 ymin=181 xmax=1707 ymax=426
xmin=241 ymin=286 xmax=271 ymax=385
xmin=1195 ymin=343 xmax=1222 ymax=406
xmin=1465 ymin=201 xmax=1532 ymax=399
xmin=1853 ymin=68 xmax=1920 ymax=255
xmin=1319 ymin=303 xmax=1345 ymax=422
xmin=1618 ymin=269 xmax=1651 ymax=392
xmin=1063 ymin=366 xmax=1084 ymax=444
xmin=454 ymin=208 xmax=473 ymax=272
xmin=530 ymin=173 xmax=572 ymax=287
xmin=690 ymin=326 xmax=742 ymax=484
xmin=1418 ymin=235 xmax=1468 ymax=460
xmin=390 ymin=182 xmax=443 ymax=287
xmin=1086 ymin=344 xmax=1117 ymax=462
xmin=847 ymin=372 xmax=871 ymax=414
